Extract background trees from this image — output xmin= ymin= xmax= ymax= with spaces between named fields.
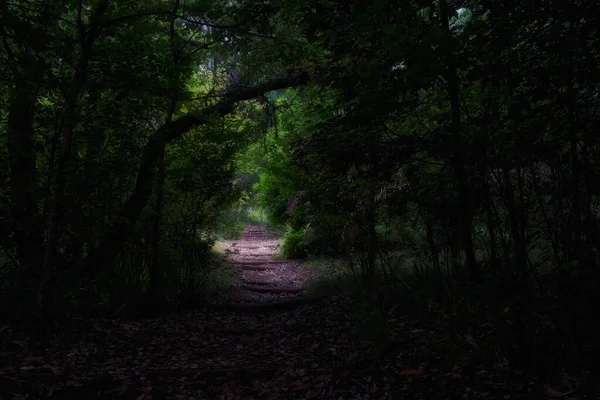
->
xmin=0 ymin=0 xmax=308 ymax=328
xmin=254 ymin=0 xmax=600 ymax=368
xmin=1 ymin=0 xmax=599 ymax=370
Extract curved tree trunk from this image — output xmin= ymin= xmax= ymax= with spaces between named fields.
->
xmin=83 ymin=74 xmax=309 ymax=277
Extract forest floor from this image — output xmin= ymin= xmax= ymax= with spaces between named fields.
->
xmin=0 ymin=225 xmax=595 ymax=399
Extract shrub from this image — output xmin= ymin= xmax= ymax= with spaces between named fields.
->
xmin=281 ymin=227 xmax=307 ymax=259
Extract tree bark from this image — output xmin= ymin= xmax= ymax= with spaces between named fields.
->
xmin=365 ymin=192 xmax=378 ymax=276
xmin=502 ymin=167 xmax=527 ymax=275
xmin=146 ymin=1 xmax=181 ymax=311
xmin=39 ymin=0 xmax=110 ymax=331
xmin=2 ymin=18 xmax=44 ymax=301
xmin=439 ymin=0 xmax=478 ymax=280
xmin=7 ymin=81 xmax=43 ymax=287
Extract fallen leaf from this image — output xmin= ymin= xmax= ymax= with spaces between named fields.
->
xmin=544 ymin=385 xmax=573 ymax=398
xmin=399 ymin=369 xmax=425 ymax=375
xmin=557 ymin=375 xmax=572 ymax=390
xmin=445 ymin=372 xmax=463 ymax=379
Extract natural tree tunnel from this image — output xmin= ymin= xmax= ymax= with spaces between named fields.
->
xmin=1 ymin=0 xmax=600 ymax=398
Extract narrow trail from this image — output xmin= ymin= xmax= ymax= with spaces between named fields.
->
xmin=0 ymin=226 xmax=560 ymax=399
xmin=221 ymin=224 xmax=316 ymax=305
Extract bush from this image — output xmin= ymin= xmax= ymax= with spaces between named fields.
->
xmin=281 ymin=227 xmax=307 ymax=259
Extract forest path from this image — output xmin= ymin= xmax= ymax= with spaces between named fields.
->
xmin=219 ymin=224 xmax=318 ymax=305
xmin=0 ymin=226 xmax=557 ymax=399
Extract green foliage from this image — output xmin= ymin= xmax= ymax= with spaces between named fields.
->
xmin=215 ymin=210 xmax=247 ymax=239
xmin=281 ymin=227 xmax=307 ymax=259
xmin=1 ymin=0 xmax=599 ymax=377
xmin=246 ymin=0 xmax=600 ymax=374
xmin=0 ymin=0 xmax=309 ymax=325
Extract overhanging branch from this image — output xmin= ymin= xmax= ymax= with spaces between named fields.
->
xmin=83 ymin=73 xmax=309 ymax=275
xmin=100 ymin=9 xmax=172 ymax=28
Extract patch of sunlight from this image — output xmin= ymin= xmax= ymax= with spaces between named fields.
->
xmin=212 ymin=241 xmax=229 ymax=256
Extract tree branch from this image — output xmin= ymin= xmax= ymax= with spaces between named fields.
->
xmin=83 ymin=73 xmax=309 ymax=275
xmin=100 ymin=9 xmax=172 ymax=28
xmin=176 ymin=15 xmax=254 ymax=30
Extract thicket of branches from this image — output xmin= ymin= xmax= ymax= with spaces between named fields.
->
xmin=1 ymin=0 xmax=599 ymax=370
xmin=254 ymin=0 xmax=600 ymax=370
xmin=0 ymin=0 xmax=308 ymax=332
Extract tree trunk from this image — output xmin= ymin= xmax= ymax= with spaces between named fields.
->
xmin=502 ymin=167 xmax=527 ymax=276
xmin=7 ymin=81 xmax=43 ymax=292
xmin=145 ymin=2 xmax=180 ymax=311
xmin=439 ymin=0 xmax=478 ymax=280
xmin=365 ymin=194 xmax=378 ymax=276
xmin=39 ymin=0 xmax=110 ymax=333
xmin=1 ymin=14 xmax=44 ymax=298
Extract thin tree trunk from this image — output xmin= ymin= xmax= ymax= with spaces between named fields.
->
xmin=439 ymin=0 xmax=478 ymax=280
xmin=365 ymin=194 xmax=377 ymax=276
xmin=7 ymin=81 xmax=43 ymax=291
xmin=567 ymin=89 xmax=583 ymax=263
xmin=39 ymin=0 xmax=110 ymax=334
xmin=422 ymin=209 xmax=440 ymax=271
xmin=502 ymin=167 xmax=527 ymax=275
xmin=484 ymin=191 xmax=500 ymax=272
xmin=146 ymin=1 xmax=180 ymax=309
xmin=2 ymin=22 xmax=45 ymax=308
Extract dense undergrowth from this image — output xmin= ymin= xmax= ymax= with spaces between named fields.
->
xmin=0 ymin=1 xmax=599 ymax=385
xmin=304 ymin=248 xmax=599 ymax=376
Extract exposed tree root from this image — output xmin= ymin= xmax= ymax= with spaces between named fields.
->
xmin=147 ymin=363 xmax=278 ymax=378
xmin=241 ymin=285 xmax=305 ymax=294
xmin=211 ymin=298 xmax=320 ymax=313
xmin=234 ymin=245 xmax=277 ymax=250
xmin=240 ymin=279 xmax=271 ymax=286
xmin=233 ymin=260 xmax=290 ymax=266
xmin=238 ymin=265 xmax=277 ymax=271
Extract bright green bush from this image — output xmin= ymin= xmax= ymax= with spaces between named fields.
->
xmin=281 ymin=228 xmax=307 ymax=259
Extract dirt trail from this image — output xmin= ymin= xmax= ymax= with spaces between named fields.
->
xmin=220 ymin=224 xmax=317 ymax=304
xmin=0 ymin=225 xmax=562 ymax=399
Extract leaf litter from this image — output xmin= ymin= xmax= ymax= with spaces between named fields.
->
xmin=1 ymin=226 xmax=596 ymax=399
